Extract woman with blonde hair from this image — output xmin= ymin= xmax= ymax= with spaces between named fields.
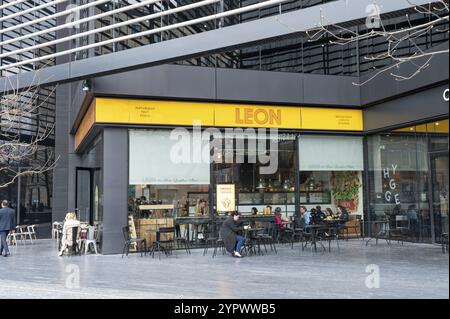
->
xmin=58 ymin=212 xmax=81 ymax=256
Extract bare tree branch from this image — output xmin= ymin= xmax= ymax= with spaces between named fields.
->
xmin=277 ymin=0 xmax=449 ymax=85
xmin=0 ymin=67 xmax=58 ymax=189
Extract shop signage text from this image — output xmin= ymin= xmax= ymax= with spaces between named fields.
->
xmin=235 ymin=108 xmax=282 ymax=126
xmin=443 ymin=88 xmax=449 ymax=102
xmin=383 ymin=164 xmax=401 ymax=205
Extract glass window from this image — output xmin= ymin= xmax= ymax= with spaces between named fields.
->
xmin=367 ymin=119 xmax=449 ymax=243
xmin=213 ymin=133 xmax=297 ymax=215
xmin=299 ymin=135 xmax=364 ymax=217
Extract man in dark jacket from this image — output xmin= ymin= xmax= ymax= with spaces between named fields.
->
xmin=221 ymin=212 xmax=248 ymax=258
xmin=0 ymin=200 xmax=16 ymax=257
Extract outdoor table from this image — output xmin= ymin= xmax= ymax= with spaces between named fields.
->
xmin=365 ymin=220 xmax=391 ymax=246
xmin=146 ymin=229 xmax=173 ymax=257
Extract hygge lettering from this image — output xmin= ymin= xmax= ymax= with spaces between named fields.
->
xmin=169 ymin=123 xmax=279 ymax=175
xmin=383 ymin=164 xmax=400 ymax=205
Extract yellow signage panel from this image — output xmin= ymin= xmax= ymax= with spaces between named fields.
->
xmin=74 ymin=100 xmax=96 ymax=150
xmin=96 ymin=98 xmax=215 ymax=126
xmin=216 ymin=184 xmax=236 ymax=212
xmin=214 ymin=104 xmax=301 ymax=129
xmin=301 ymin=107 xmax=363 ymax=131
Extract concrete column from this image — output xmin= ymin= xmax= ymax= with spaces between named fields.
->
xmin=101 ymin=128 xmax=128 ymax=254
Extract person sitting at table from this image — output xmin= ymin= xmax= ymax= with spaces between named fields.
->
xmin=58 ymin=212 xmax=81 ymax=256
xmin=310 ymin=208 xmax=318 ymax=225
xmin=275 ymin=207 xmax=293 ymax=242
xmin=194 ymin=199 xmax=208 ymax=240
xmin=325 ymin=208 xmax=334 ymax=219
xmin=274 ymin=207 xmax=286 ymax=230
xmin=299 ymin=206 xmax=312 ymax=226
xmin=249 ymin=207 xmax=260 ymax=228
xmin=336 ymin=205 xmax=349 ymax=233
xmin=316 ymin=206 xmax=326 ymax=224
xmin=195 ymin=199 xmax=208 ymax=216
xmin=221 ymin=212 xmax=249 ymax=258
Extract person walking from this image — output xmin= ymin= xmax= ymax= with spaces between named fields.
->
xmin=0 ymin=200 xmax=17 ymax=257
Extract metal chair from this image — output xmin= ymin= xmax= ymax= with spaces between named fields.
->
xmin=52 ymin=222 xmax=62 ymax=240
xmin=121 ymin=226 xmax=146 ymax=258
xmin=27 ymin=224 xmax=38 ymax=241
xmin=203 ymin=222 xmax=218 ymax=256
xmin=80 ymin=226 xmax=98 ymax=254
xmin=442 ymin=233 xmax=449 ymax=254
xmin=151 ymin=227 xmax=176 ymax=259
xmin=17 ymin=225 xmax=34 ymax=244
xmin=67 ymin=226 xmax=81 ymax=257
xmin=389 ymin=215 xmax=409 ymax=244
xmin=7 ymin=228 xmax=24 ymax=246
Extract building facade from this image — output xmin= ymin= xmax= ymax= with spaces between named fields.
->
xmin=0 ymin=0 xmax=448 ymax=253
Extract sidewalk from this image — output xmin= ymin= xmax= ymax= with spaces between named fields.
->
xmin=0 ymin=239 xmax=448 ymax=299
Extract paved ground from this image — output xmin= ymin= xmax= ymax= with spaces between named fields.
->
xmin=0 ymin=239 xmax=448 ymax=299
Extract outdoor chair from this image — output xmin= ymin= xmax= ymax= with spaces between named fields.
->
xmin=389 ymin=215 xmax=410 ymax=245
xmin=256 ymin=222 xmax=277 ymax=254
xmin=122 ymin=226 xmax=146 ymax=258
xmin=27 ymin=225 xmax=38 ymax=241
xmin=442 ymin=233 xmax=449 ymax=254
xmin=17 ymin=225 xmax=34 ymax=244
xmin=7 ymin=228 xmax=24 ymax=246
xmin=80 ymin=226 xmax=98 ymax=254
xmin=151 ymin=227 xmax=176 ymax=259
xmin=67 ymin=226 xmax=81 ymax=256
xmin=203 ymin=222 xmax=218 ymax=256
xmin=174 ymin=232 xmax=191 ymax=255
xmin=318 ymin=226 xmax=340 ymax=252
xmin=52 ymin=222 xmax=63 ymax=240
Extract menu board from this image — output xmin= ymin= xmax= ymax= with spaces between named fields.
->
xmin=216 ymin=184 xmax=236 ymax=212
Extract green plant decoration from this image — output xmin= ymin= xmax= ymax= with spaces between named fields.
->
xmin=330 ymin=171 xmax=361 ymax=211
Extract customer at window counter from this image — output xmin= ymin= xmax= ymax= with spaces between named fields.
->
xmin=221 ymin=212 xmax=249 ymax=258
xmin=251 ymin=207 xmax=259 ymax=215
xmin=195 ymin=199 xmax=208 ymax=216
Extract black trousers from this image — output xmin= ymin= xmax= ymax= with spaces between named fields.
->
xmin=0 ymin=231 xmax=10 ymax=255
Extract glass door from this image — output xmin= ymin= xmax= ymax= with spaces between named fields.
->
xmin=76 ymin=168 xmax=92 ymax=223
xmin=431 ymin=152 xmax=449 ymax=243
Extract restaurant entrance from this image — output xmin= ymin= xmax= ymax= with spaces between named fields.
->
xmin=76 ymin=167 xmax=102 ymax=225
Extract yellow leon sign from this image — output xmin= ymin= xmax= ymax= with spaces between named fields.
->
xmin=216 ymin=184 xmax=236 ymax=212
xmin=215 ymin=104 xmax=301 ymax=129
xmin=95 ymin=98 xmax=215 ymax=126
xmin=301 ymin=107 xmax=363 ymax=131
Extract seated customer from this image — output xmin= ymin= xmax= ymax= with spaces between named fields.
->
xmin=325 ymin=208 xmax=334 ymax=219
xmin=299 ymin=206 xmax=312 ymax=226
xmin=336 ymin=205 xmax=349 ymax=232
xmin=316 ymin=206 xmax=326 ymax=223
xmin=221 ymin=212 xmax=249 ymax=258
xmin=58 ymin=212 xmax=81 ymax=256
xmin=275 ymin=207 xmax=284 ymax=229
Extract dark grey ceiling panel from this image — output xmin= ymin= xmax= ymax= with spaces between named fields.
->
xmin=216 ymin=68 xmax=303 ymax=104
